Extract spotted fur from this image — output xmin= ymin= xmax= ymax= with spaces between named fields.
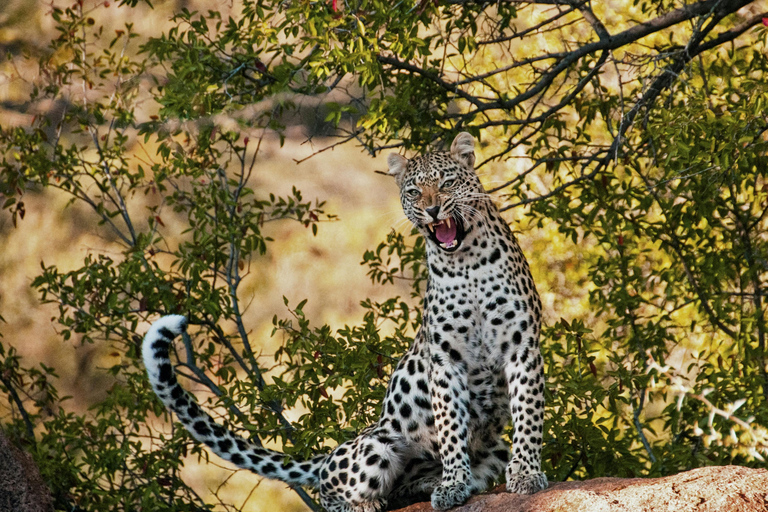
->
xmin=143 ymin=132 xmax=547 ymax=511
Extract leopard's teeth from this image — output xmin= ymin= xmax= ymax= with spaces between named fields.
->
xmin=426 ymin=223 xmax=435 ymax=233
xmin=440 ymin=240 xmax=458 ymax=249
xmin=446 ymin=218 xmax=452 ymax=229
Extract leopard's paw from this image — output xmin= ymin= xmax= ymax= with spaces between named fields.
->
xmin=505 ymin=470 xmax=548 ymax=495
xmin=430 ymin=482 xmax=471 ymax=510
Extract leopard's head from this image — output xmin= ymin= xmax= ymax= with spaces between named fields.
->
xmin=388 ymin=132 xmax=485 ymax=253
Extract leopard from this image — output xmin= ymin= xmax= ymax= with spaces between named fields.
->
xmin=142 ymin=132 xmax=548 ymax=512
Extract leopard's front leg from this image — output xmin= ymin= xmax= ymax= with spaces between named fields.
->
xmin=505 ymin=342 xmax=548 ymax=495
xmin=428 ymin=333 xmax=473 ymax=510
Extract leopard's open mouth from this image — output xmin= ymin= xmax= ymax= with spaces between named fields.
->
xmin=425 ymin=216 xmax=465 ymax=252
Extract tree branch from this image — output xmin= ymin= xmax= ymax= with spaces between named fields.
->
xmin=477 ymin=2 xmax=587 ymax=45
xmin=376 ymin=55 xmax=486 ymax=108
xmin=498 ymin=0 xmax=754 ymax=208
xmin=0 ymin=373 xmax=36 ymax=442
xmin=576 ymin=1 xmax=610 ymax=41
xmin=393 ymin=0 xmax=755 ymax=121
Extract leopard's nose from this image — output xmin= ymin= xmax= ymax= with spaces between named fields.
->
xmin=426 ymin=206 xmax=441 ymax=221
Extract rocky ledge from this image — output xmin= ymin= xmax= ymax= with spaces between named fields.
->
xmin=392 ymin=466 xmax=768 ymax=512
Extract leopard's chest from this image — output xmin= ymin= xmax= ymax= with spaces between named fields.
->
xmin=424 ymin=235 xmax=539 ymax=366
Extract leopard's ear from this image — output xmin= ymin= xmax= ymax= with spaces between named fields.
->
xmin=387 ymin=153 xmax=409 ymax=185
xmin=450 ymin=132 xmax=475 ymax=168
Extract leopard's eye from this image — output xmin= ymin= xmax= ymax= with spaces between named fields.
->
xmin=405 ymin=188 xmax=421 ymax=199
xmin=441 ymin=179 xmax=456 ymax=189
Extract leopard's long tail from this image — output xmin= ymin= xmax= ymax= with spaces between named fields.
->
xmin=142 ymin=315 xmax=324 ymax=488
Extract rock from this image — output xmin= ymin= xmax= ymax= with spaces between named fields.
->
xmin=391 ymin=466 xmax=768 ymax=512
xmin=0 ymin=430 xmax=54 ymax=512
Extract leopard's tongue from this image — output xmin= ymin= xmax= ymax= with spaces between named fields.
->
xmin=434 ymin=220 xmax=457 ymax=244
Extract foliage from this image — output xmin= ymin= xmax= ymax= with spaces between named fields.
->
xmin=1 ymin=0 xmax=768 ymax=511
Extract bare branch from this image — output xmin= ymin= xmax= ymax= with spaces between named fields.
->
xmin=0 ymin=373 xmax=36 ymax=442
xmin=294 ymin=130 xmax=364 ymax=164
xmin=477 ymin=2 xmax=587 ymax=45
xmin=376 ymin=55 xmax=487 ymax=108
xmin=498 ymin=0 xmax=755 ymax=208
xmin=388 ymin=0 xmax=754 ymax=122
xmin=576 ymin=1 xmax=610 ymax=41
xmin=693 ymin=10 xmax=768 ymax=54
